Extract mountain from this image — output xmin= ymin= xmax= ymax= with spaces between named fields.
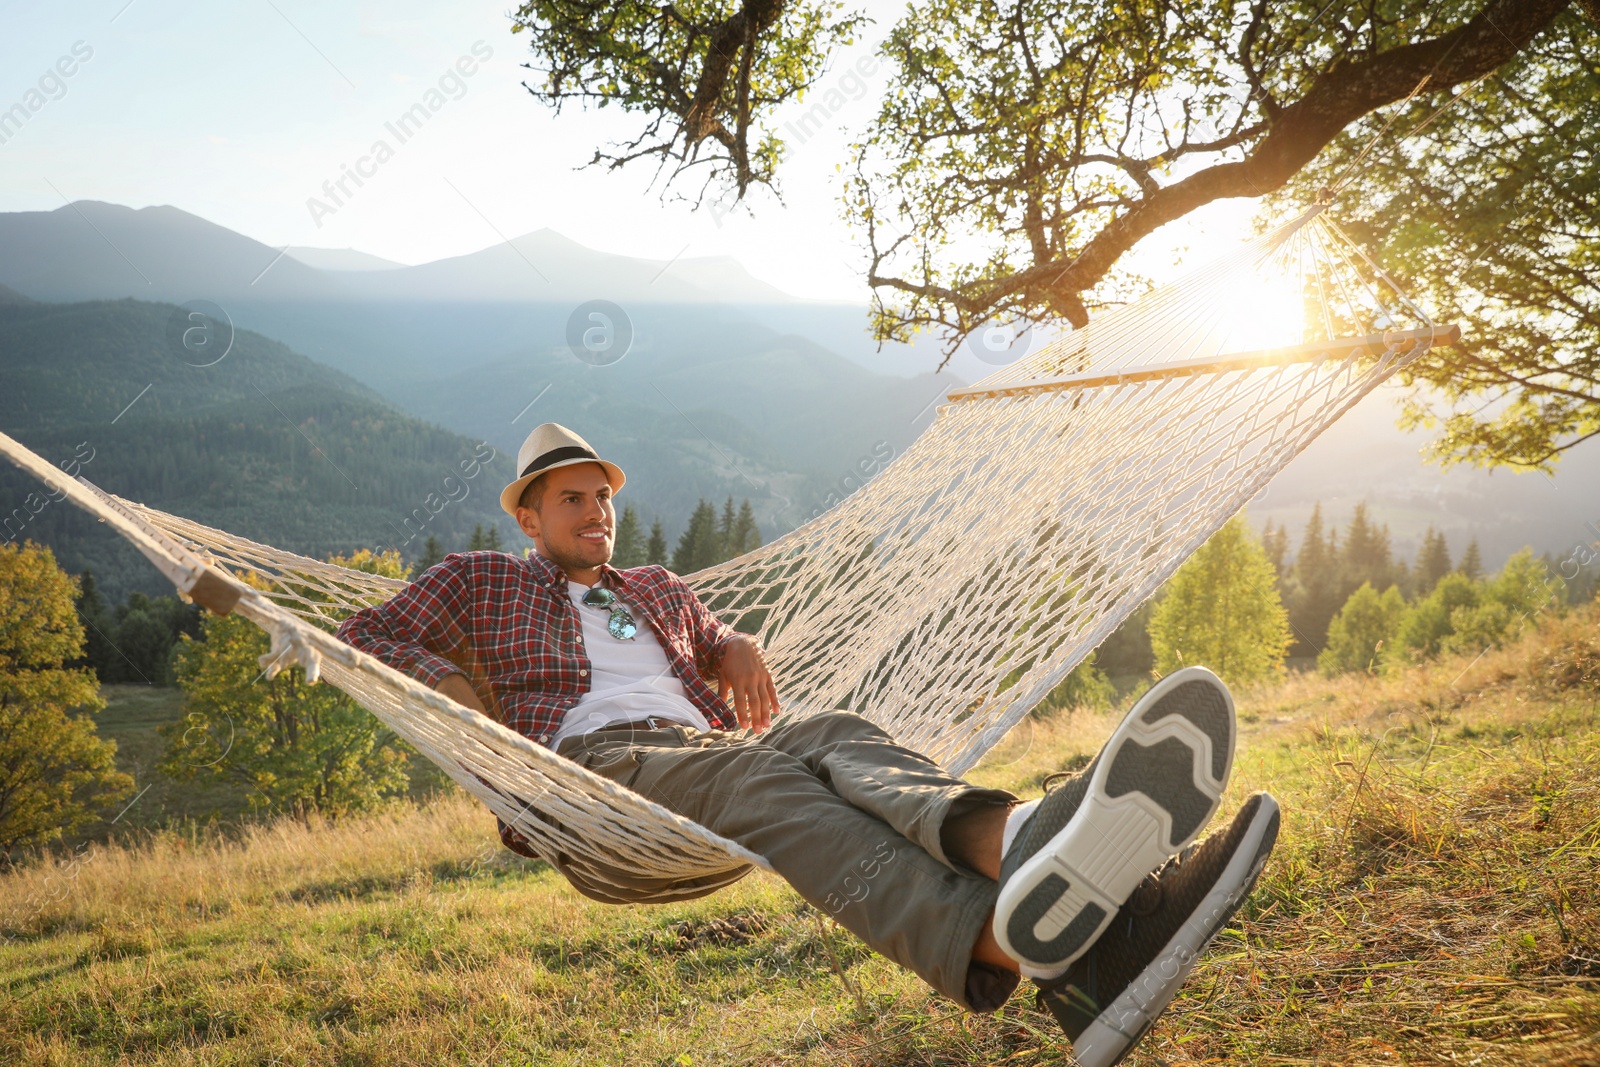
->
xmin=0 ymin=297 xmax=519 ymax=606
xmin=284 ymin=247 xmax=407 ymax=272
xmin=0 ymin=202 xmax=793 ymax=306
xmin=1247 ymin=383 xmax=1600 ymax=572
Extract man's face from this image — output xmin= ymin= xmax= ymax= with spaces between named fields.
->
xmin=516 ymin=462 xmax=615 ymax=574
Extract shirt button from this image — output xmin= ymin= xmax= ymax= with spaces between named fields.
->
xmin=578 ymin=669 xmax=588 ymax=676
xmin=539 ymin=735 xmax=550 ymax=743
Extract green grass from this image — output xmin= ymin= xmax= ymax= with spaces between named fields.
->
xmin=94 ymin=684 xmax=252 ymax=829
xmin=4 ymin=611 xmax=1599 ymax=1065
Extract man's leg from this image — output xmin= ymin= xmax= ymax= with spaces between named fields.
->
xmin=757 ymin=711 xmax=1019 ymax=874
xmin=558 ymin=722 xmax=1020 ymax=1011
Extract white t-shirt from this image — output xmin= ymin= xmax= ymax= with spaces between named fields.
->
xmin=548 ymin=578 xmax=711 ymax=746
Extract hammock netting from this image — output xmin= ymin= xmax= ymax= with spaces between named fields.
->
xmin=0 ymin=204 xmax=1455 ymax=898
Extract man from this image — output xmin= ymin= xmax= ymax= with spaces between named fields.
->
xmin=336 ymin=422 xmax=1281 ymax=1066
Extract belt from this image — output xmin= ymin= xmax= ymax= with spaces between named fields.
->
xmin=591 ymin=716 xmax=680 ymax=733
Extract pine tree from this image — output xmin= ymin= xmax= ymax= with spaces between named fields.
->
xmin=1287 ymin=504 xmax=1341 ymax=657
xmin=672 ymin=500 xmax=722 ymax=574
xmin=612 ymin=505 xmax=647 ymax=568
xmin=717 ymin=497 xmax=738 ymax=562
xmin=485 ymin=525 xmax=503 ymax=551
xmin=467 ymin=523 xmax=488 ymax=551
xmin=70 ymin=569 xmax=117 ymax=681
xmin=416 ymin=534 xmax=445 ymax=573
xmin=1149 ymin=515 xmax=1292 ymax=685
xmin=1415 ymin=527 xmax=1453 ymax=592
xmin=1459 ymin=538 xmax=1483 ymax=579
xmin=646 ymin=519 xmax=669 ymax=566
xmin=1260 ymin=520 xmax=1289 ymax=581
xmin=731 ymin=499 xmax=762 ymax=556
xmin=1341 ymin=503 xmax=1393 ymax=592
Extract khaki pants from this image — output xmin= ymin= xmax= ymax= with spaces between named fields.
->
xmin=555 ymin=711 xmax=1021 ymax=1011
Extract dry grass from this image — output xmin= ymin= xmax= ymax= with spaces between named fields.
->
xmin=2 ymin=609 xmax=1598 ymax=1065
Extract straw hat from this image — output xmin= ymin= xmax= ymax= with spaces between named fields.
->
xmin=499 ymin=423 xmax=625 ymax=517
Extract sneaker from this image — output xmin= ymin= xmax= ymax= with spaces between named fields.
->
xmin=1036 ymin=791 xmax=1282 ymax=1067
xmin=995 ymin=665 xmax=1236 ymax=973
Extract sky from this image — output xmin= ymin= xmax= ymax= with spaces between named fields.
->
xmin=0 ymin=0 xmax=1257 ymax=301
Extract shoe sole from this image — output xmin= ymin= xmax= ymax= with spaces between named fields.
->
xmin=995 ymin=666 xmax=1236 ymax=972
xmin=1072 ymin=793 xmax=1281 ymax=1067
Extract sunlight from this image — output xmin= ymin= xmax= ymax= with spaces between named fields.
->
xmin=1212 ymin=257 xmax=1309 ymax=356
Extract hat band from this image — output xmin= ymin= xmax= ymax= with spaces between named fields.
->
xmin=520 ymin=444 xmax=600 ymax=479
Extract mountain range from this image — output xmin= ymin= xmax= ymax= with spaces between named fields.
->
xmin=1 ymin=200 xmax=1595 ymax=610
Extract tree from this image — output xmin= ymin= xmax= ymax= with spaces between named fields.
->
xmin=69 ymin=569 xmax=119 ymax=682
xmin=1443 ymin=547 xmax=1561 ymax=654
xmin=1415 ymin=527 xmax=1454 ymax=594
xmin=511 ymin=0 xmax=866 ymax=200
xmin=1459 ymin=539 xmax=1484 ymax=580
xmin=466 ymin=524 xmax=503 ymax=552
xmin=1341 ymin=503 xmax=1394 ymax=595
xmin=0 ymin=542 xmax=134 ymax=864
xmin=1148 ymin=515 xmax=1291 ymax=686
xmin=672 ymin=499 xmax=722 ymax=574
xmin=1319 ymin=583 xmax=1406 ymax=677
xmin=1287 ymin=504 xmax=1342 ymax=657
xmin=731 ymin=499 xmax=763 ymax=556
xmin=717 ymin=496 xmax=738 ymax=558
xmin=415 ymin=534 xmax=446 ymax=572
xmin=1285 ymin=8 xmax=1600 ymax=469
xmin=646 ymin=518 xmax=670 ymax=566
xmin=160 ymin=549 xmax=413 ymax=817
xmin=523 ymin=0 xmax=1594 ymax=466
xmin=612 ymin=504 xmax=647 ymax=568
xmin=1260 ymin=521 xmax=1289 ymax=583
xmin=1392 ymin=572 xmax=1482 ymax=663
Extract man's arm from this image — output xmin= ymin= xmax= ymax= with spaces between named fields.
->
xmin=677 ymin=575 xmax=779 ymax=731
xmin=335 ymin=555 xmax=485 ymax=709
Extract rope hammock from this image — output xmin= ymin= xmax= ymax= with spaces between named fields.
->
xmin=0 ymin=203 xmax=1456 ymax=901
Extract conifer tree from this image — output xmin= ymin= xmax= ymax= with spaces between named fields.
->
xmin=70 ymin=569 xmax=118 ymax=681
xmin=717 ymin=497 xmax=738 ymax=560
xmin=731 ymin=500 xmax=762 ymax=556
xmin=1149 ymin=515 xmax=1291 ymax=685
xmin=416 ymin=534 xmax=445 ymax=573
xmin=1260 ymin=521 xmax=1289 ymax=582
xmin=612 ymin=505 xmax=647 ymax=568
xmin=1341 ymin=503 xmax=1393 ymax=592
xmin=1287 ymin=504 xmax=1341 ymax=657
xmin=646 ymin=519 xmax=669 ymax=566
xmin=467 ymin=523 xmax=488 ymax=551
xmin=672 ymin=500 xmax=721 ymax=574
xmin=1459 ymin=538 xmax=1483 ymax=580
xmin=1415 ymin=527 xmax=1453 ymax=592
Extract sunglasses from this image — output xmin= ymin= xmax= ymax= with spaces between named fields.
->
xmin=581 ymin=585 xmax=639 ymax=641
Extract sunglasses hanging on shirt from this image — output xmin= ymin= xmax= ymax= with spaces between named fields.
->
xmin=582 ymin=585 xmax=639 ymax=641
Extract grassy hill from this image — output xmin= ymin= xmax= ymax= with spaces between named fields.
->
xmin=2 ymin=610 xmax=1597 ymax=1065
xmin=0 ymin=297 xmax=520 ymax=606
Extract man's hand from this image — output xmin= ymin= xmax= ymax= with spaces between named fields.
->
xmin=436 ymin=672 xmax=490 ymax=717
xmin=718 ymin=634 xmax=780 ymax=733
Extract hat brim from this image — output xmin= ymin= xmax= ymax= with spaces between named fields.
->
xmin=500 ymin=457 xmax=625 ymax=517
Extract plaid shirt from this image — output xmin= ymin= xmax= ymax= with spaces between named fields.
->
xmin=335 ymin=549 xmax=743 ymax=745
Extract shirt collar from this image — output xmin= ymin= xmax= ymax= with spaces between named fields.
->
xmin=522 ymin=547 xmax=633 ymax=595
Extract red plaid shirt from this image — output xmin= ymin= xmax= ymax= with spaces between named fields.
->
xmin=335 ymin=549 xmax=742 ymax=745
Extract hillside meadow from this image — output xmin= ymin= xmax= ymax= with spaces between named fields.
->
xmin=2 ymin=609 xmax=1598 ymax=1066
